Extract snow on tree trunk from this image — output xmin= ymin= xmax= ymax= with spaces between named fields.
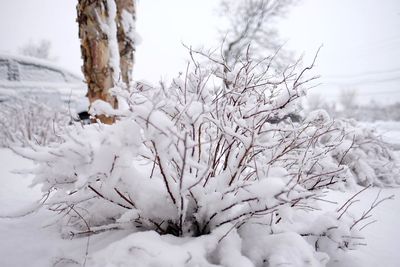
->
xmin=77 ymin=0 xmax=136 ymax=124
xmin=115 ymin=0 xmax=136 ymax=87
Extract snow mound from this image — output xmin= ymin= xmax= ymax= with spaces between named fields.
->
xmin=87 ymin=226 xmax=328 ymax=267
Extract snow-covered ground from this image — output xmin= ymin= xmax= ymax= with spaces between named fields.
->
xmin=322 ymin=187 xmax=400 ymax=267
xmin=0 ymin=122 xmax=399 ymax=267
xmin=0 ymin=149 xmax=134 ymax=266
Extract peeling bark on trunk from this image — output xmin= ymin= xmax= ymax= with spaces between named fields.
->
xmin=77 ymin=0 xmax=135 ymax=124
xmin=115 ymin=0 xmax=136 ymax=87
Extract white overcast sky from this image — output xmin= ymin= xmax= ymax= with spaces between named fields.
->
xmin=0 ymin=0 xmax=399 ymax=103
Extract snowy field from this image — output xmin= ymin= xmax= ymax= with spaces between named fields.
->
xmin=0 ymin=122 xmax=399 ymax=267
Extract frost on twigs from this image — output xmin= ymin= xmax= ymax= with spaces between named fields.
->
xmin=20 ymin=49 xmax=396 ymax=266
xmin=332 ymin=118 xmax=400 ymax=187
xmin=0 ymin=95 xmax=69 ymax=147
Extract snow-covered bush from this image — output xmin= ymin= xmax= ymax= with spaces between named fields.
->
xmin=306 ymin=93 xmax=400 ymax=122
xmin=18 ymin=52 xmax=396 ymax=266
xmin=329 ymin=118 xmax=400 ymax=187
xmin=0 ymin=95 xmax=69 ymax=147
xmin=300 ymin=110 xmax=400 ymax=187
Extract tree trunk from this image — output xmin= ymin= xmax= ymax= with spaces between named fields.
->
xmin=77 ymin=0 xmax=135 ymax=124
xmin=115 ymin=0 xmax=136 ymax=87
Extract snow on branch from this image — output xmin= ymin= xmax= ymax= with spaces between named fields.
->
xmin=15 ymin=47 xmax=398 ymax=266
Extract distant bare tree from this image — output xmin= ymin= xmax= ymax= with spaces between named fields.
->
xmin=307 ymin=93 xmax=323 ymax=110
xmin=18 ymin=40 xmax=53 ymax=60
xmin=219 ymin=0 xmax=299 ymax=68
xmin=339 ymin=88 xmax=358 ymax=110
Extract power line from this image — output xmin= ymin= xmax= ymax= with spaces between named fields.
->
xmin=351 ymin=89 xmax=400 ymax=96
xmin=323 ymin=67 xmax=400 ymax=80
xmin=309 ymin=88 xmax=400 ymax=97
xmin=321 ymin=75 xmax=400 ymax=87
